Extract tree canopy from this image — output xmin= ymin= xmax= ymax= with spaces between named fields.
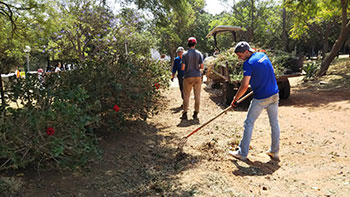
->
xmin=285 ymin=0 xmax=350 ymax=76
xmin=0 ymin=0 xmax=349 ymax=75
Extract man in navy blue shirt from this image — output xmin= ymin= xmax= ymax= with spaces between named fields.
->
xmin=229 ymin=41 xmax=280 ymax=161
xmin=172 ymin=47 xmax=185 ymax=103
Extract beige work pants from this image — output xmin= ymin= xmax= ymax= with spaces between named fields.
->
xmin=183 ymin=77 xmax=201 ymax=113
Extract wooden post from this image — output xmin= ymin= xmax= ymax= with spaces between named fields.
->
xmin=224 ymin=62 xmax=230 ymax=83
xmin=221 ymin=62 xmax=231 ymax=104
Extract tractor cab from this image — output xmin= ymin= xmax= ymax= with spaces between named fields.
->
xmin=204 ymin=25 xmax=243 ymax=86
xmin=206 ymin=25 xmax=243 ymax=55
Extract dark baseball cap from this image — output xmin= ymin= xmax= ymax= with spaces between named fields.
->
xmin=234 ymin=41 xmax=255 ymax=53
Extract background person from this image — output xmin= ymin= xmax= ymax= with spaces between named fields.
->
xmin=228 ymin=41 xmax=280 ymax=161
xmin=171 ymin=46 xmax=185 ymax=104
xmin=55 ymin=62 xmax=62 ymax=72
xmin=181 ymin=37 xmax=204 ymax=120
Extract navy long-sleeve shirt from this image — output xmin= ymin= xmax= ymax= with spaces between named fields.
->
xmin=172 ymin=56 xmax=184 ymax=78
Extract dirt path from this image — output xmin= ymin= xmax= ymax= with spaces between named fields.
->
xmin=17 ymin=76 xmax=350 ymax=196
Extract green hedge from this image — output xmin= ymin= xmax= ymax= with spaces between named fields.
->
xmin=0 ymin=55 xmax=169 ymax=171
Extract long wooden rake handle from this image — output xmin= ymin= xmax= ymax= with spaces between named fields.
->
xmin=185 ymin=91 xmax=253 ymax=139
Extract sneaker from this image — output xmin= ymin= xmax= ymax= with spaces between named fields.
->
xmin=193 ymin=111 xmax=198 ymax=120
xmin=266 ymin=151 xmax=279 ymax=160
xmin=180 ymin=112 xmax=188 ymax=120
xmin=228 ymin=150 xmax=247 ymax=161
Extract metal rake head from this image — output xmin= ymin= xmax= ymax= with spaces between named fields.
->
xmin=176 ymin=137 xmax=188 ymax=152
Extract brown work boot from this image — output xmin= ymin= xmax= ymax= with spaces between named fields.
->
xmin=266 ymin=151 xmax=279 ymax=161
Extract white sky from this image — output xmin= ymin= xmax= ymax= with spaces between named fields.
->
xmin=107 ymin=0 xmax=233 ymax=15
xmin=204 ymin=0 xmax=233 ymax=15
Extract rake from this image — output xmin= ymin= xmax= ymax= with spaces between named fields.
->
xmin=177 ymin=91 xmax=253 ymax=153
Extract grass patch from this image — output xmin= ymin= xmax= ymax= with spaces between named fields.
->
xmin=321 ymin=58 xmax=350 ymax=89
xmin=0 ymin=177 xmax=23 ymax=195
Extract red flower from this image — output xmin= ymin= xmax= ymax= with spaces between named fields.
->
xmin=113 ymin=104 xmax=120 ymax=112
xmin=46 ymin=127 xmax=55 ymax=136
xmin=154 ymin=83 xmax=160 ymax=89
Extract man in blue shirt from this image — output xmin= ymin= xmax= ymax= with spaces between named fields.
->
xmin=172 ymin=47 xmax=185 ymax=103
xmin=229 ymin=41 xmax=280 ymax=161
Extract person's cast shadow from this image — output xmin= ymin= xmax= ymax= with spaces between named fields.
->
xmin=231 ymin=159 xmax=280 ymax=176
xmin=177 ymin=118 xmax=200 ymax=127
xmin=170 ymin=105 xmax=183 ymax=114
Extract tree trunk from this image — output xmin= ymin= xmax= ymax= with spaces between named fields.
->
xmin=317 ymin=0 xmax=350 ymax=76
xmin=166 ymin=46 xmax=175 ymax=72
xmin=249 ymin=0 xmax=255 ymax=41
xmin=0 ymin=71 xmax=5 ymax=111
xmin=46 ymin=55 xmax=51 ymax=71
xmin=282 ymin=6 xmax=288 ymax=51
xmin=321 ymin=22 xmax=330 ymax=60
xmin=170 ymin=52 xmax=175 ymax=72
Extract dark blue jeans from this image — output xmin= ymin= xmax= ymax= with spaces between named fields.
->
xmin=178 ymin=76 xmax=184 ymax=100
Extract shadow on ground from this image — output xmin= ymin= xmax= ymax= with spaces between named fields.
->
xmin=177 ymin=119 xmax=200 ymax=127
xmin=204 ymin=78 xmax=350 ymax=110
xmin=280 ymin=62 xmax=350 ymax=108
xmin=279 ymin=82 xmax=350 ymax=109
xmin=18 ymin=119 xmax=203 ymax=196
xmin=231 ymin=159 xmax=280 ymax=176
xmin=170 ymin=105 xmax=183 ymax=114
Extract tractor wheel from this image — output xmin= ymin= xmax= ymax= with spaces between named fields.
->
xmin=224 ymin=82 xmax=237 ymax=105
xmin=278 ymin=78 xmax=291 ymax=99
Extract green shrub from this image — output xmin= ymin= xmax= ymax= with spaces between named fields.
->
xmin=0 ymin=177 xmax=23 ymax=195
xmin=56 ymin=55 xmax=169 ymax=125
xmin=207 ymin=47 xmax=301 ymax=82
xmin=0 ymin=54 xmax=169 ymax=171
xmin=303 ymin=61 xmax=320 ymax=79
xmin=268 ymin=50 xmax=301 ymax=75
xmin=207 ymin=48 xmax=243 ymax=81
xmin=1 ymin=75 xmax=101 ymax=170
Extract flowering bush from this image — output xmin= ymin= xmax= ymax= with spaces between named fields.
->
xmin=0 ymin=54 xmax=169 ymax=171
xmin=46 ymin=127 xmax=55 ymax=136
xmin=0 ymin=74 xmax=101 ymax=170
xmin=154 ymin=83 xmax=160 ymax=89
xmin=113 ymin=104 xmax=120 ymax=112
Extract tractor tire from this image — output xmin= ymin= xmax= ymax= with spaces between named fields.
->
xmin=278 ymin=78 xmax=290 ymax=99
xmin=224 ymin=82 xmax=237 ymax=105
xmin=224 ymin=82 xmax=252 ymax=108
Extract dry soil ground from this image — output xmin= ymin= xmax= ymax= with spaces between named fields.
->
xmin=4 ymin=62 xmax=350 ymax=196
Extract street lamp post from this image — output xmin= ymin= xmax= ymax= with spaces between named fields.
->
xmin=23 ymin=45 xmax=31 ymax=73
xmin=0 ymin=70 xmax=5 ymax=110
xmin=124 ymin=39 xmax=128 ymax=55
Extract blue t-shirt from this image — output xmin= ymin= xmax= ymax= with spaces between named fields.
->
xmin=243 ymin=52 xmax=279 ymax=99
xmin=172 ymin=56 xmax=184 ymax=77
xmin=182 ymin=49 xmax=203 ymax=78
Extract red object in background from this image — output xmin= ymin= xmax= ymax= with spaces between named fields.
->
xmin=46 ymin=127 xmax=55 ymax=136
xmin=154 ymin=83 xmax=160 ymax=89
xmin=187 ymin=37 xmax=197 ymax=44
xmin=113 ymin=104 xmax=120 ymax=112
